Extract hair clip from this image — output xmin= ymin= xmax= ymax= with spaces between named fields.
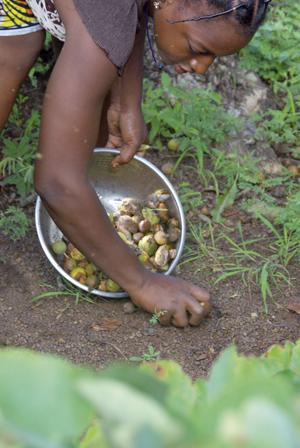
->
xmin=167 ymin=2 xmax=247 ymax=24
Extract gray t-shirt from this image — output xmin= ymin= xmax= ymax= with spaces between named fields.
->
xmin=74 ymin=0 xmax=148 ymax=69
xmin=27 ymin=0 xmax=148 ymax=70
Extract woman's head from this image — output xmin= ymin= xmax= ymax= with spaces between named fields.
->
xmin=152 ymin=0 xmax=271 ymax=74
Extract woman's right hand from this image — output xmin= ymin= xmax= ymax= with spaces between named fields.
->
xmin=106 ymin=102 xmax=148 ymax=167
xmin=128 ymin=271 xmax=211 ymax=327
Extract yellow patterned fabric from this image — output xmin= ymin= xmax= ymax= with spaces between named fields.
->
xmin=0 ymin=0 xmax=42 ymax=35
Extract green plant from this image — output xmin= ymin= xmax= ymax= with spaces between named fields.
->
xmin=257 ymin=213 xmax=300 ymax=266
xmin=32 ymin=280 xmax=96 ymax=305
xmin=240 ymin=1 xmax=300 ymax=91
xmin=253 ymin=89 xmax=300 ymax=149
xmin=178 ymin=181 xmax=203 ymax=212
xmin=0 ymin=110 xmax=40 ymax=197
xmin=28 ymin=33 xmax=53 ymax=87
xmin=195 ymin=176 xmax=299 ymax=312
xmin=180 ymin=220 xmax=220 ymax=272
xmin=143 ymin=73 xmax=240 ymax=179
xmin=240 ymin=1 xmax=300 ymax=150
xmin=0 ymin=206 xmax=30 ymax=241
xmin=208 ymin=150 xmax=264 ymax=223
xmin=209 ymin=149 xmax=296 ymax=223
xmin=1 ymin=341 xmax=300 ymax=447
xmin=242 ymin=191 xmax=300 ymax=264
xmin=28 ymin=58 xmax=51 ymax=88
xmin=179 ymin=150 xmax=267 ymax=227
xmin=149 ymin=310 xmax=167 ymax=326
xmin=214 ymin=225 xmax=291 ymax=313
xmin=1 ymin=94 xmax=28 ymax=134
xmin=276 ymin=191 xmax=300 ymax=238
xmin=129 ymin=345 xmax=161 ymax=362
xmin=212 ymin=149 xmax=264 ymax=187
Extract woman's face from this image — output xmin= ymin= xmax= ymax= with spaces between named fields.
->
xmin=153 ymin=2 xmax=251 ymax=74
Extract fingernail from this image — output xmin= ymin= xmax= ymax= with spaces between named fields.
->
xmin=198 ymin=304 xmax=204 ymax=313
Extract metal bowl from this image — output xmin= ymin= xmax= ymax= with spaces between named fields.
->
xmin=35 ymin=148 xmax=186 ymax=298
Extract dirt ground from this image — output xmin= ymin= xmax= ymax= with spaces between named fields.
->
xmin=0 ymin=52 xmax=299 ymax=379
xmin=0 ymin=220 xmax=299 ymax=379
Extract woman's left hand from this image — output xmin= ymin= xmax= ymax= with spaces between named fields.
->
xmin=106 ymin=104 xmax=148 ymax=167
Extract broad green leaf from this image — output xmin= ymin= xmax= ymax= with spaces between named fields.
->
xmin=211 ymin=178 xmax=238 ymax=223
xmin=79 ymin=422 xmax=107 ymax=448
xmin=290 ymin=341 xmax=300 ymax=375
xmin=206 ymin=347 xmax=238 ymax=401
xmin=101 ymin=363 xmax=167 ymax=406
xmin=78 ymin=378 xmax=182 ymax=447
xmin=217 ymin=399 xmax=299 ymax=448
xmin=193 ymin=378 xmax=206 ymax=402
xmin=262 ymin=342 xmax=294 ymax=375
xmin=140 ymin=360 xmax=196 ymax=419
xmin=0 ymin=349 xmax=93 ymax=448
xmin=133 ymin=425 xmax=164 ymax=448
xmin=161 ymin=72 xmax=171 ymax=89
xmin=1 ymin=337 xmax=300 ymax=448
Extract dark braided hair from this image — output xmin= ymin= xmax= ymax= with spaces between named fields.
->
xmin=171 ymin=0 xmax=271 ymax=34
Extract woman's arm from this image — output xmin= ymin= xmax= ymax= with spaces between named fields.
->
xmin=106 ymin=16 xmax=148 ymax=166
xmin=35 ymin=0 xmax=210 ymax=327
xmin=35 ymin=0 xmax=148 ymax=295
xmin=120 ymin=15 xmax=146 ymax=111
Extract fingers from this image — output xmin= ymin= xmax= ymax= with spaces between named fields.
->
xmin=157 ymin=299 xmax=205 ymax=328
xmin=158 ymin=308 xmax=189 ymax=328
xmin=111 ymin=145 xmax=138 ymax=168
xmin=172 ymin=286 xmax=211 ymax=327
xmin=188 ymin=284 xmax=211 ymax=316
xmin=153 ymin=303 xmax=189 ymax=328
xmin=171 ymin=310 xmax=189 ymax=328
xmin=156 ymin=286 xmax=211 ymax=328
xmin=157 ymin=309 xmax=173 ymax=326
xmin=105 ymin=106 xmax=121 ymax=150
xmin=160 ymin=302 xmax=204 ymax=328
xmin=107 ymin=107 xmax=121 ymax=137
xmin=185 ymin=300 xmax=206 ymax=327
xmin=106 ymin=134 xmax=122 ymax=149
xmin=107 ymin=108 xmax=148 ymax=167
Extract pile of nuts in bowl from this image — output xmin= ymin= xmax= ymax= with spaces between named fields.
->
xmin=51 ymin=189 xmax=181 ymax=293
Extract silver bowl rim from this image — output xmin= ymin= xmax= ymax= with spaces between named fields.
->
xmin=35 ymin=148 xmax=186 ymax=299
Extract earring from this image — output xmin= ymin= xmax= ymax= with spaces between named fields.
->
xmin=153 ymin=0 xmax=167 ymax=9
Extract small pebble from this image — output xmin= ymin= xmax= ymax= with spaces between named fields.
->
xmin=123 ymin=301 xmax=137 ymax=314
xmin=86 ymin=332 xmax=100 ymax=343
xmin=251 ymin=312 xmax=258 ymax=319
xmin=195 ymin=354 xmax=208 ymax=361
xmin=144 ymin=328 xmax=156 ymax=336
